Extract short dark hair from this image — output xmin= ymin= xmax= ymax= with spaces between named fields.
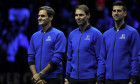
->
xmin=39 ymin=6 xmax=55 ymax=18
xmin=75 ymin=5 xmax=90 ymax=15
xmin=113 ymin=1 xmax=127 ymax=11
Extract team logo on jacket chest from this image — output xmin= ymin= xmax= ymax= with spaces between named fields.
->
xmin=119 ymin=34 xmax=125 ymax=39
xmin=46 ymin=36 xmax=51 ymax=41
xmin=84 ymin=35 xmax=90 ymax=40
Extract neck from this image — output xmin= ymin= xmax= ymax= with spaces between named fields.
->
xmin=114 ymin=20 xmax=124 ymax=30
xmin=42 ymin=22 xmax=51 ymax=32
xmin=80 ymin=22 xmax=89 ymax=32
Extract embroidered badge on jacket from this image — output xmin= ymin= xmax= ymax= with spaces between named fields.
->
xmin=84 ymin=35 xmax=90 ymax=40
xmin=46 ymin=36 xmax=51 ymax=41
xmin=119 ymin=34 xmax=125 ymax=39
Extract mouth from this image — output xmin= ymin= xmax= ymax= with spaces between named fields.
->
xmin=38 ymin=20 xmax=44 ymax=23
xmin=113 ymin=16 xmax=119 ymax=20
xmin=38 ymin=20 xmax=43 ymax=22
xmin=76 ymin=20 xmax=82 ymax=23
xmin=38 ymin=21 xmax=44 ymax=25
xmin=114 ymin=15 xmax=119 ymax=17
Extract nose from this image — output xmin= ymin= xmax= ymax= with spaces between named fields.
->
xmin=115 ymin=11 xmax=118 ymax=14
xmin=77 ymin=15 xmax=80 ymax=18
xmin=114 ymin=10 xmax=119 ymax=14
xmin=76 ymin=15 xmax=80 ymax=19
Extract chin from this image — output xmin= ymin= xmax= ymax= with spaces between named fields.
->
xmin=77 ymin=23 xmax=82 ymax=25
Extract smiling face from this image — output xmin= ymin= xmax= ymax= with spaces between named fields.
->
xmin=38 ymin=9 xmax=52 ymax=26
xmin=112 ymin=6 xmax=127 ymax=23
xmin=75 ymin=9 xmax=90 ymax=26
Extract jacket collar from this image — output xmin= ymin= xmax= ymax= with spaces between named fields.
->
xmin=79 ymin=24 xmax=91 ymax=32
xmin=41 ymin=26 xmax=53 ymax=32
xmin=114 ymin=23 xmax=126 ymax=30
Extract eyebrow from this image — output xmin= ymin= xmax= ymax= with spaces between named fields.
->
xmin=75 ymin=14 xmax=84 ymax=16
xmin=112 ymin=9 xmax=122 ymax=11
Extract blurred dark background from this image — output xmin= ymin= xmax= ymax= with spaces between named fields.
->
xmin=0 ymin=0 xmax=140 ymax=84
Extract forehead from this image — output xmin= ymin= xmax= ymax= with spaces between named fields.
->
xmin=75 ymin=9 xmax=86 ymax=14
xmin=38 ymin=9 xmax=47 ymax=15
xmin=113 ymin=6 xmax=123 ymax=10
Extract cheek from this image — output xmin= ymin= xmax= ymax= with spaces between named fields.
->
xmin=112 ymin=13 xmax=115 ymax=16
xmin=75 ymin=18 xmax=77 ymax=21
xmin=83 ymin=17 xmax=88 ymax=21
xmin=45 ymin=19 xmax=50 ymax=23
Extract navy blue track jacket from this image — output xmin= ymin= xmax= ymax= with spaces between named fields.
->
xmin=97 ymin=24 xmax=140 ymax=81
xmin=66 ymin=25 xmax=102 ymax=79
xmin=28 ymin=27 xmax=66 ymax=79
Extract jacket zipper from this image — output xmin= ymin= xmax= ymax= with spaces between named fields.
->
xmin=112 ymin=30 xmax=119 ymax=79
xmin=78 ymin=32 xmax=83 ymax=79
xmin=40 ymin=32 xmax=45 ymax=71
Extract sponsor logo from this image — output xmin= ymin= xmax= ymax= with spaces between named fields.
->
xmin=84 ymin=35 xmax=90 ymax=40
xmin=119 ymin=34 xmax=125 ymax=39
xmin=46 ymin=36 xmax=51 ymax=41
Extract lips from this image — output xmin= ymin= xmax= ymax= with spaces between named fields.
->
xmin=38 ymin=20 xmax=44 ymax=23
xmin=113 ymin=16 xmax=119 ymax=20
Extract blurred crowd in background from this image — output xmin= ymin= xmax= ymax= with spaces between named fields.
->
xmin=0 ymin=0 xmax=140 ymax=84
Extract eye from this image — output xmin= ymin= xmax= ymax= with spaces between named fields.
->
xmin=38 ymin=15 xmax=46 ymax=17
xmin=79 ymin=14 xmax=84 ymax=16
xmin=75 ymin=14 xmax=84 ymax=17
xmin=118 ymin=10 xmax=122 ymax=12
xmin=75 ymin=14 xmax=78 ymax=16
xmin=112 ymin=10 xmax=116 ymax=12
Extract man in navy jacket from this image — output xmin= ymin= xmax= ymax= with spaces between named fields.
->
xmin=28 ymin=6 xmax=66 ymax=84
xmin=97 ymin=1 xmax=140 ymax=84
xmin=65 ymin=5 xmax=102 ymax=84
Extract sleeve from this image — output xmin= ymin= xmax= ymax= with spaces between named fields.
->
xmin=28 ymin=35 xmax=35 ymax=65
xmin=139 ymin=51 xmax=140 ymax=72
xmin=94 ymin=32 xmax=102 ymax=59
xmin=50 ymin=32 xmax=66 ymax=67
xmin=65 ymin=35 xmax=72 ymax=80
xmin=130 ymin=31 xmax=140 ymax=79
xmin=97 ymin=36 xmax=106 ymax=82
